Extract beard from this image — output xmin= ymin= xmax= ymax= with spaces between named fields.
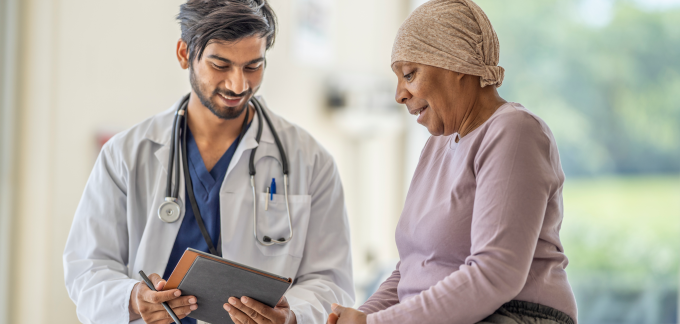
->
xmin=189 ymin=67 xmax=251 ymax=120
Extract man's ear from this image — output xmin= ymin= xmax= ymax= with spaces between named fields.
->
xmin=176 ymin=39 xmax=190 ymax=70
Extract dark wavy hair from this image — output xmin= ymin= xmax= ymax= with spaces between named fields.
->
xmin=177 ymin=0 xmax=277 ymax=65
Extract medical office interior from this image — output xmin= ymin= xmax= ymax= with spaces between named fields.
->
xmin=0 ymin=0 xmax=678 ymax=323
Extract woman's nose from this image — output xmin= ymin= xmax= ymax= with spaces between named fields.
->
xmin=395 ymin=86 xmax=411 ymax=104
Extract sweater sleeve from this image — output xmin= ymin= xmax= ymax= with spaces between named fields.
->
xmin=358 ymin=262 xmax=401 ymax=314
xmin=367 ymin=111 xmax=560 ymax=324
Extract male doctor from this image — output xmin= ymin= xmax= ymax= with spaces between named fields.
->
xmin=63 ymin=1 xmax=354 ymax=323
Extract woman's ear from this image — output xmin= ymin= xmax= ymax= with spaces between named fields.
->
xmin=456 ymin=72 xmax=466 ymax=81
xmin=176 ymin=39 xmax=190 ymax=70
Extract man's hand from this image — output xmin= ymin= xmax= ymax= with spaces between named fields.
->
xmin=129 ymin=273 xmax=198 ymax=324
xmin=326 ymin=304 xmax=367 ymax=324
xmin=223 ymin=295 xmax=296 ymax=324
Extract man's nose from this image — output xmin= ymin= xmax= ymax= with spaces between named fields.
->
xmin=226 ymin=69 xmax=248 ymax=95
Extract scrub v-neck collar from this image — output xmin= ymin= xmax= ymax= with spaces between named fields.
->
xmin=186 ymin=128 xmax=241 ymax=196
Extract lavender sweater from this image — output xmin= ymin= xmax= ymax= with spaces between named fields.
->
xmin=359 ymin=103 xmax=578 ymax=324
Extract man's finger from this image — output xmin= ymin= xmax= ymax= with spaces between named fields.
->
xmin=228 ymin=297 xmax=264 ymax=323
xmin=147 ymin=273 xmax=166 ymax=290
xmin=276 ymin=296 xmax=289 ymax=308
xmin=144 ymin=288 xmax=182 ymax=304
xmin=241 ymin=296 xmax=275 ymax=321
xmin=224 ymin=302 xmax=252 ymax=324
xmin=145 ymin=307 xmax=176 ymax=323
xmin=228 ymin=312 xmax=245 ymax=324
xmin=170 ymin=305 xmax=194 ymax=319
xmin=147 ymin=304 xmax=192 ymax=324
xmin=327 ymin=313 xmax=339 ymax=324
xmin=167 ymin=295 xmax=197 ymax=309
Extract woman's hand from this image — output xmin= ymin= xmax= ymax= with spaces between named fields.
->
xmin=327 ymin=303 xmax=367 ymax=324
xmin=224 ymin=295 xmax=296 ymax=324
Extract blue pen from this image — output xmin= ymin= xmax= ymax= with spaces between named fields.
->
xmin=270 ymin=178 xmax=276 ymax=200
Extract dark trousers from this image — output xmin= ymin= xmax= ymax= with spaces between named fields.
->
xmin=477 ymin=300 xmax=575 ymax=324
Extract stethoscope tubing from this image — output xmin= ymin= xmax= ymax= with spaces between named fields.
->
xmin=249 ymin=97 xmax=293 ymax=246
xmin=158 ymin=94 xmax=293 ymax=250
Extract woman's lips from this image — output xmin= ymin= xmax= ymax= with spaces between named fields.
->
xmin=416 ymin=105 xmax=428 ymax=123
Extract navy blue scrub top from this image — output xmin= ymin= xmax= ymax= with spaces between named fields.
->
xmin=163 ymin=125 xmax=249 ymax=324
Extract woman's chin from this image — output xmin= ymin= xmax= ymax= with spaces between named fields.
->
xmin=423 ymin=124 xmax=444 ymax=136
xmin=416 ymin=119 xmax=439 ymax=135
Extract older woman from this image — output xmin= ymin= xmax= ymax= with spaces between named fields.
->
xmin=328 ymin=1 xmax=578 ymax=324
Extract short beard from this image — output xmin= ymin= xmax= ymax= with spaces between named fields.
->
xmin=189 ymin=67 xmax=251 ymax=120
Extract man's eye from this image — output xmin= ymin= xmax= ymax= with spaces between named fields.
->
xmin=213 ymin=64 xmax=227 ymax=70
xmin=404 ymin=72 xmax=414 ymax=81
xmin=246 ymin=65 xmax=262 ymax=71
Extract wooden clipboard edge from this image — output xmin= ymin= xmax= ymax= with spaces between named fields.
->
xmin=163 ymin=249 xmax=292 ymax=290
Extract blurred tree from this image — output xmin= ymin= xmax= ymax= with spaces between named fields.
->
xmin=472 ymin=2 xmax=680 ymax=321
xmin=477 ymin=0 xmax=680 ymax=176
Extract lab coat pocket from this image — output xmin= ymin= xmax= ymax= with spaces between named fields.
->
xmin=254 ymin=193 xmax=311 ymax=258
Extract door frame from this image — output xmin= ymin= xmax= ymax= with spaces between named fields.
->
xmin=0 ymin=0 xmax=20 ymax=323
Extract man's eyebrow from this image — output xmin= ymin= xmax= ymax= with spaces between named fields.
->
xmin=206 ymin=55 xmax=264 ymax=66
xmin=207 ymin=55 xmax=233 ymax=64
xmin=245 ymin=57 xmax=265 ymax=65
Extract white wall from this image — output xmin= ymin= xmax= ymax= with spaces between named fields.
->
xmin=261 ymin=0 xmax=411 ymax=299
xmin=9 ymin=0 xmax=411 ymax=322
xmin=11 ymin=0 xmax=188 ymax=322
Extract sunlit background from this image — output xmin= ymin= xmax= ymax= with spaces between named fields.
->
xmin=0 ymin=0 xmax=678 ymax=323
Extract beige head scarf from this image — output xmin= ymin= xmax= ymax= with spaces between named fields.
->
xmin=392 ymin=0 xmax=504 ymax=88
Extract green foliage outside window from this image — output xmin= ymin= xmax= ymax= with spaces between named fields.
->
xmin=478 ymin=0 xmax=680 ymax=176
xmin=475 ymin=1 xmax=680 ymax=322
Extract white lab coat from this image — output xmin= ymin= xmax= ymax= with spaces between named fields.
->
xmin=63 ymin=96 xmax=355 ymax=324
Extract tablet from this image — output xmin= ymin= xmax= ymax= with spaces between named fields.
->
xmin=164 ymin=248 xmax=292 ymax=324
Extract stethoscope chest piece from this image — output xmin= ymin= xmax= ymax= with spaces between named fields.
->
xmin=158 ymin=197 xmax=182 ymax=223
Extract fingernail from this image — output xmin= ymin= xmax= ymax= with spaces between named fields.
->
xmin=229 ymin=297 xmax=237 ymax=305
xmin=189 ymin=297 xmax=196 ymax=304
xmin=224 ymin=304 xmax=232 ymax=312
xmin=186 ymin=311 xmax=192 ymax=315
xmin=241 ymin=296 xmax=249 ymax=304
xmin=331 ymin=303 xmax=338 ymax=311
xmin=190 ymin=305 xmax=198 ymax=311
xmin=174 ymin=290 xmax=181 ymax=297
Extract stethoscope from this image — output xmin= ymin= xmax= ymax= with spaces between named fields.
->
xmin=157 ymin=94 xmax=293 ymax=254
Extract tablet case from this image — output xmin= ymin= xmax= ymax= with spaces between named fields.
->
xmin=164 ymin=248 xmax=293 ymax=324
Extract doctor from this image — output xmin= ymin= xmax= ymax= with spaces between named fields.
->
xmin=63 ymin=1 xmax=354 ymax=323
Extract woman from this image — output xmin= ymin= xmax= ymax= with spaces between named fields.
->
xmin=328 ymin=0 xmax=578 ymax=323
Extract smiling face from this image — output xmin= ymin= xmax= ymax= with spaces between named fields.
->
xmin=392 ymin=61 xmax=481 ymax=136
xmin=178 ymin=36 xmax=267 ymax=120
